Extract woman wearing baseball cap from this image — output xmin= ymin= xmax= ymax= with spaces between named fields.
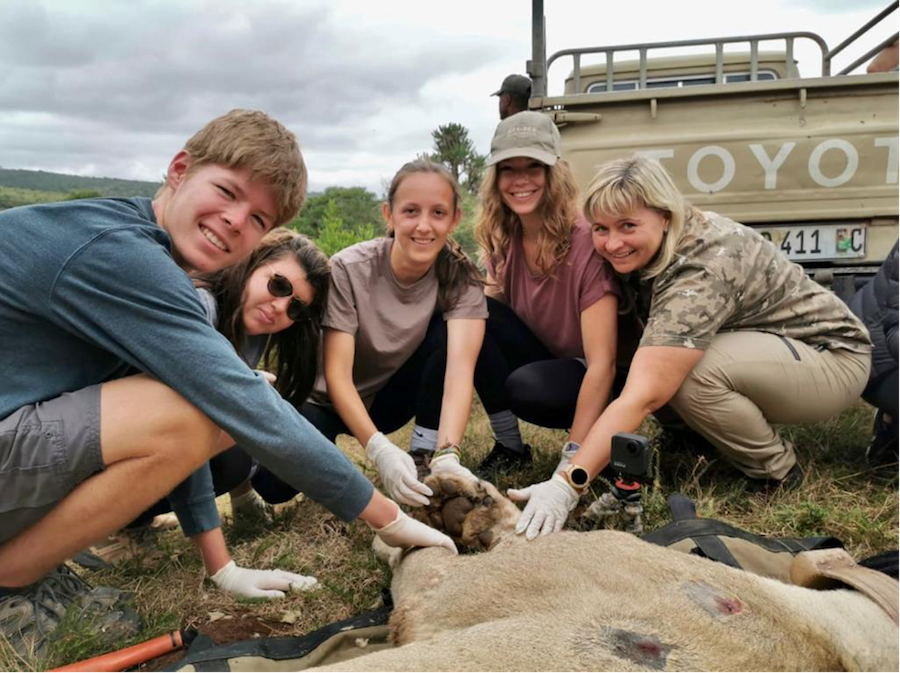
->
xmin=472 ymin=111 xmax=620 ymax=486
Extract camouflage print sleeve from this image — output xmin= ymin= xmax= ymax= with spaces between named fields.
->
xmin=639 ymin=258 xmax=737 ymax=351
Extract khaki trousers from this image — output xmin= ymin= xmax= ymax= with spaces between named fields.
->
xmin=668 ymin=331 xmax=871 ymax=480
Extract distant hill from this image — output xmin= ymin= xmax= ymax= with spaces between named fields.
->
xmin=0 ymin=167 xmax=161 ymax=198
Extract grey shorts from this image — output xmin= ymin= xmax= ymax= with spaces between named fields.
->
xmin=0 ymin=385 xmax=104 ymax=545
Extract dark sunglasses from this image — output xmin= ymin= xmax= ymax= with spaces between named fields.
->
xmin=266 ymin=271 xmax=311 ymax=322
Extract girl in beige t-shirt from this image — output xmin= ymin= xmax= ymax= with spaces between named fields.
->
xmin=254 ymin=160 xmax=488 ymax=509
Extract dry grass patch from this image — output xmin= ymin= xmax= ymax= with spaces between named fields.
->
xmin=3 ymin=401 xmax=896 ymax=671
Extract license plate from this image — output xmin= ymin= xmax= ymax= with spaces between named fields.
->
xmin=755 ymin=224 xmax=866 ymax=261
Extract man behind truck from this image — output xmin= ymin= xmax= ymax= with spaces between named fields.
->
xmin=493 ymin=74 xmax=532 ymax=119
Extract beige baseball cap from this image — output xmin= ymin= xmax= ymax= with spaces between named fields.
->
xmin=486 ymin=111 xmax=561 ymax=167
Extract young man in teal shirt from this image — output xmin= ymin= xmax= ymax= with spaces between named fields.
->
xmin=0 ymin=109 xmax=453 ymax=652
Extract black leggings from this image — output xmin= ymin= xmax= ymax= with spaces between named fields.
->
xmin=474 ymin=297 xmax=591 ymax=429
xmin=127 ymin=445 xmax=253 ymax=529
xmin=864 ymin=368 xmax=898 ymax=419
xmin=253 ymin=314 xmax=453 ymax=504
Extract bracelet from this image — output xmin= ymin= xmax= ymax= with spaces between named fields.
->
xmin=432 ymin=443 xmax=461 ymax=461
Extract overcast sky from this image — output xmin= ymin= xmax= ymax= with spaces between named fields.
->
xmin=0 ymin=0 xmax=892 ymax=195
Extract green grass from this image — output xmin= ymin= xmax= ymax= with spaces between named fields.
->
xmin=2 ymin=401 xmax=896 ymax=671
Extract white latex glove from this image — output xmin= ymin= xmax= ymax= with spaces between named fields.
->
xmin=209 ymin=560 xmax=318 ymax=599
xmin=255 ymin=369 xmax=277 ymax=385
xmin=555 ymin=441 xmax=580 ymax=473
xmin=371 ymin=509 xmax=457 ymax=554
xmin=507 ymin=474 xmax=580 ymax=541
xmin=429 ymin=452 xmax=477 ymax=482
xmin=366 ymin=432 xmax=433 ymax=507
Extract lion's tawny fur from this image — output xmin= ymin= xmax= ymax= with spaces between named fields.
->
xmin=310 ymin=478 xmax=898 ymax=671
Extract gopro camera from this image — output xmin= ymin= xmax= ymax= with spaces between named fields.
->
xmin=610 ymin=433 xmax=652 ymax=484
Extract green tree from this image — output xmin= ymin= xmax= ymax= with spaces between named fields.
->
xmin=314 ymin=199 xmax=376 ymax=257
xmin=289 ymin=186 xmax=382 ymax=239
xmin=430 ymin=123 xmax=486 ymax=194
xmin=431 ymin=123 xmax=472 ymax=183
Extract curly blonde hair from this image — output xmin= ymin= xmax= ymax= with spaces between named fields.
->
xmin=474 ymin=159 xmax=579 ymax=283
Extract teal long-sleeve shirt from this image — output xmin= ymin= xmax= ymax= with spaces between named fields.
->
xmin=0 ymin=197 xmax=373 ymax=522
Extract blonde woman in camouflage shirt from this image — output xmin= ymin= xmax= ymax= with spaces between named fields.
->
xmin=511 ymin=155 xmax=871 ymax=541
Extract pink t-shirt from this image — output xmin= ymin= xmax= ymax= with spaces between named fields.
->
xmin=488 ymin=216 xmax=619 ymax=358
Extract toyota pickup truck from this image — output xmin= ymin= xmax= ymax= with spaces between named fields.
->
xmin=525 ymin=1 xmax=898 ymax=299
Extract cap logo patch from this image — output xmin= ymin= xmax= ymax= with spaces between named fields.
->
xmin=507 ymin=125 xmax=539 ymax=139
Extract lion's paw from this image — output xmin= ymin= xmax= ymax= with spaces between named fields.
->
xmin=411 ymin=473 xmax=520 ymax=551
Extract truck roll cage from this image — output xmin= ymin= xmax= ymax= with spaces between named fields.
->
xmin=529 ymin=0 xmax=898 ymax=97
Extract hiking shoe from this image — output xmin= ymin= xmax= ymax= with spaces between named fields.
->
xmin=745 ymin=463 xmax=803 ymax=493
xmin=0 ymin=582 xmax=66 ymax=658
xmin=230 ymin=488 xmax=274 ymax=526
xmin=866 ymin=412 xmax=898 ymax=469
xmin=656 ymin=427 xmax=717 ymax=454
xmin=76 ymin=586 xmax=142 ymax=645
xmin=80 ymin=528 xmax=163 ymax=568
xmin=476 ymin=442 xmax=532 ymax=478
xmin=0 ymin=565 xmax=140 ymax=657
xmin=149 ymin=512 xmax=180 ymax=531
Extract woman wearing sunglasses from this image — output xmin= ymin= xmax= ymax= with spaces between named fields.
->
xmin=113 ymin=229 xmax=333 ymax=599
xmin=191 ymin=228 xmax=329 ymax=516
xmin=194 ymin=227 xmax=327 ymax=405
xmin=253 ymin=159 xmax=488 ymax=508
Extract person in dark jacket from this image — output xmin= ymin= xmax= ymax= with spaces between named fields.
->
xmin=850 ymin=241 xmax=899 ymax=464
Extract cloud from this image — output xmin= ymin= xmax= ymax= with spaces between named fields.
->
xmin=0 ymin=0 xmax=500 ymax=129
xmin=0 ymin=0 xmax=888 ymax=192
xmin=783 ymin=0 xmax=888 ymax=13
xmin=0 ymin=0 xmax=504 ymax=186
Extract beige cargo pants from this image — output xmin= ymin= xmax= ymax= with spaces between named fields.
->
xmin=668 ymin=331 xmax=871 ymax=480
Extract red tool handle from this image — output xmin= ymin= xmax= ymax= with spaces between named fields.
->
xmin=50 ymin=630 xmax=184 ymax=672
